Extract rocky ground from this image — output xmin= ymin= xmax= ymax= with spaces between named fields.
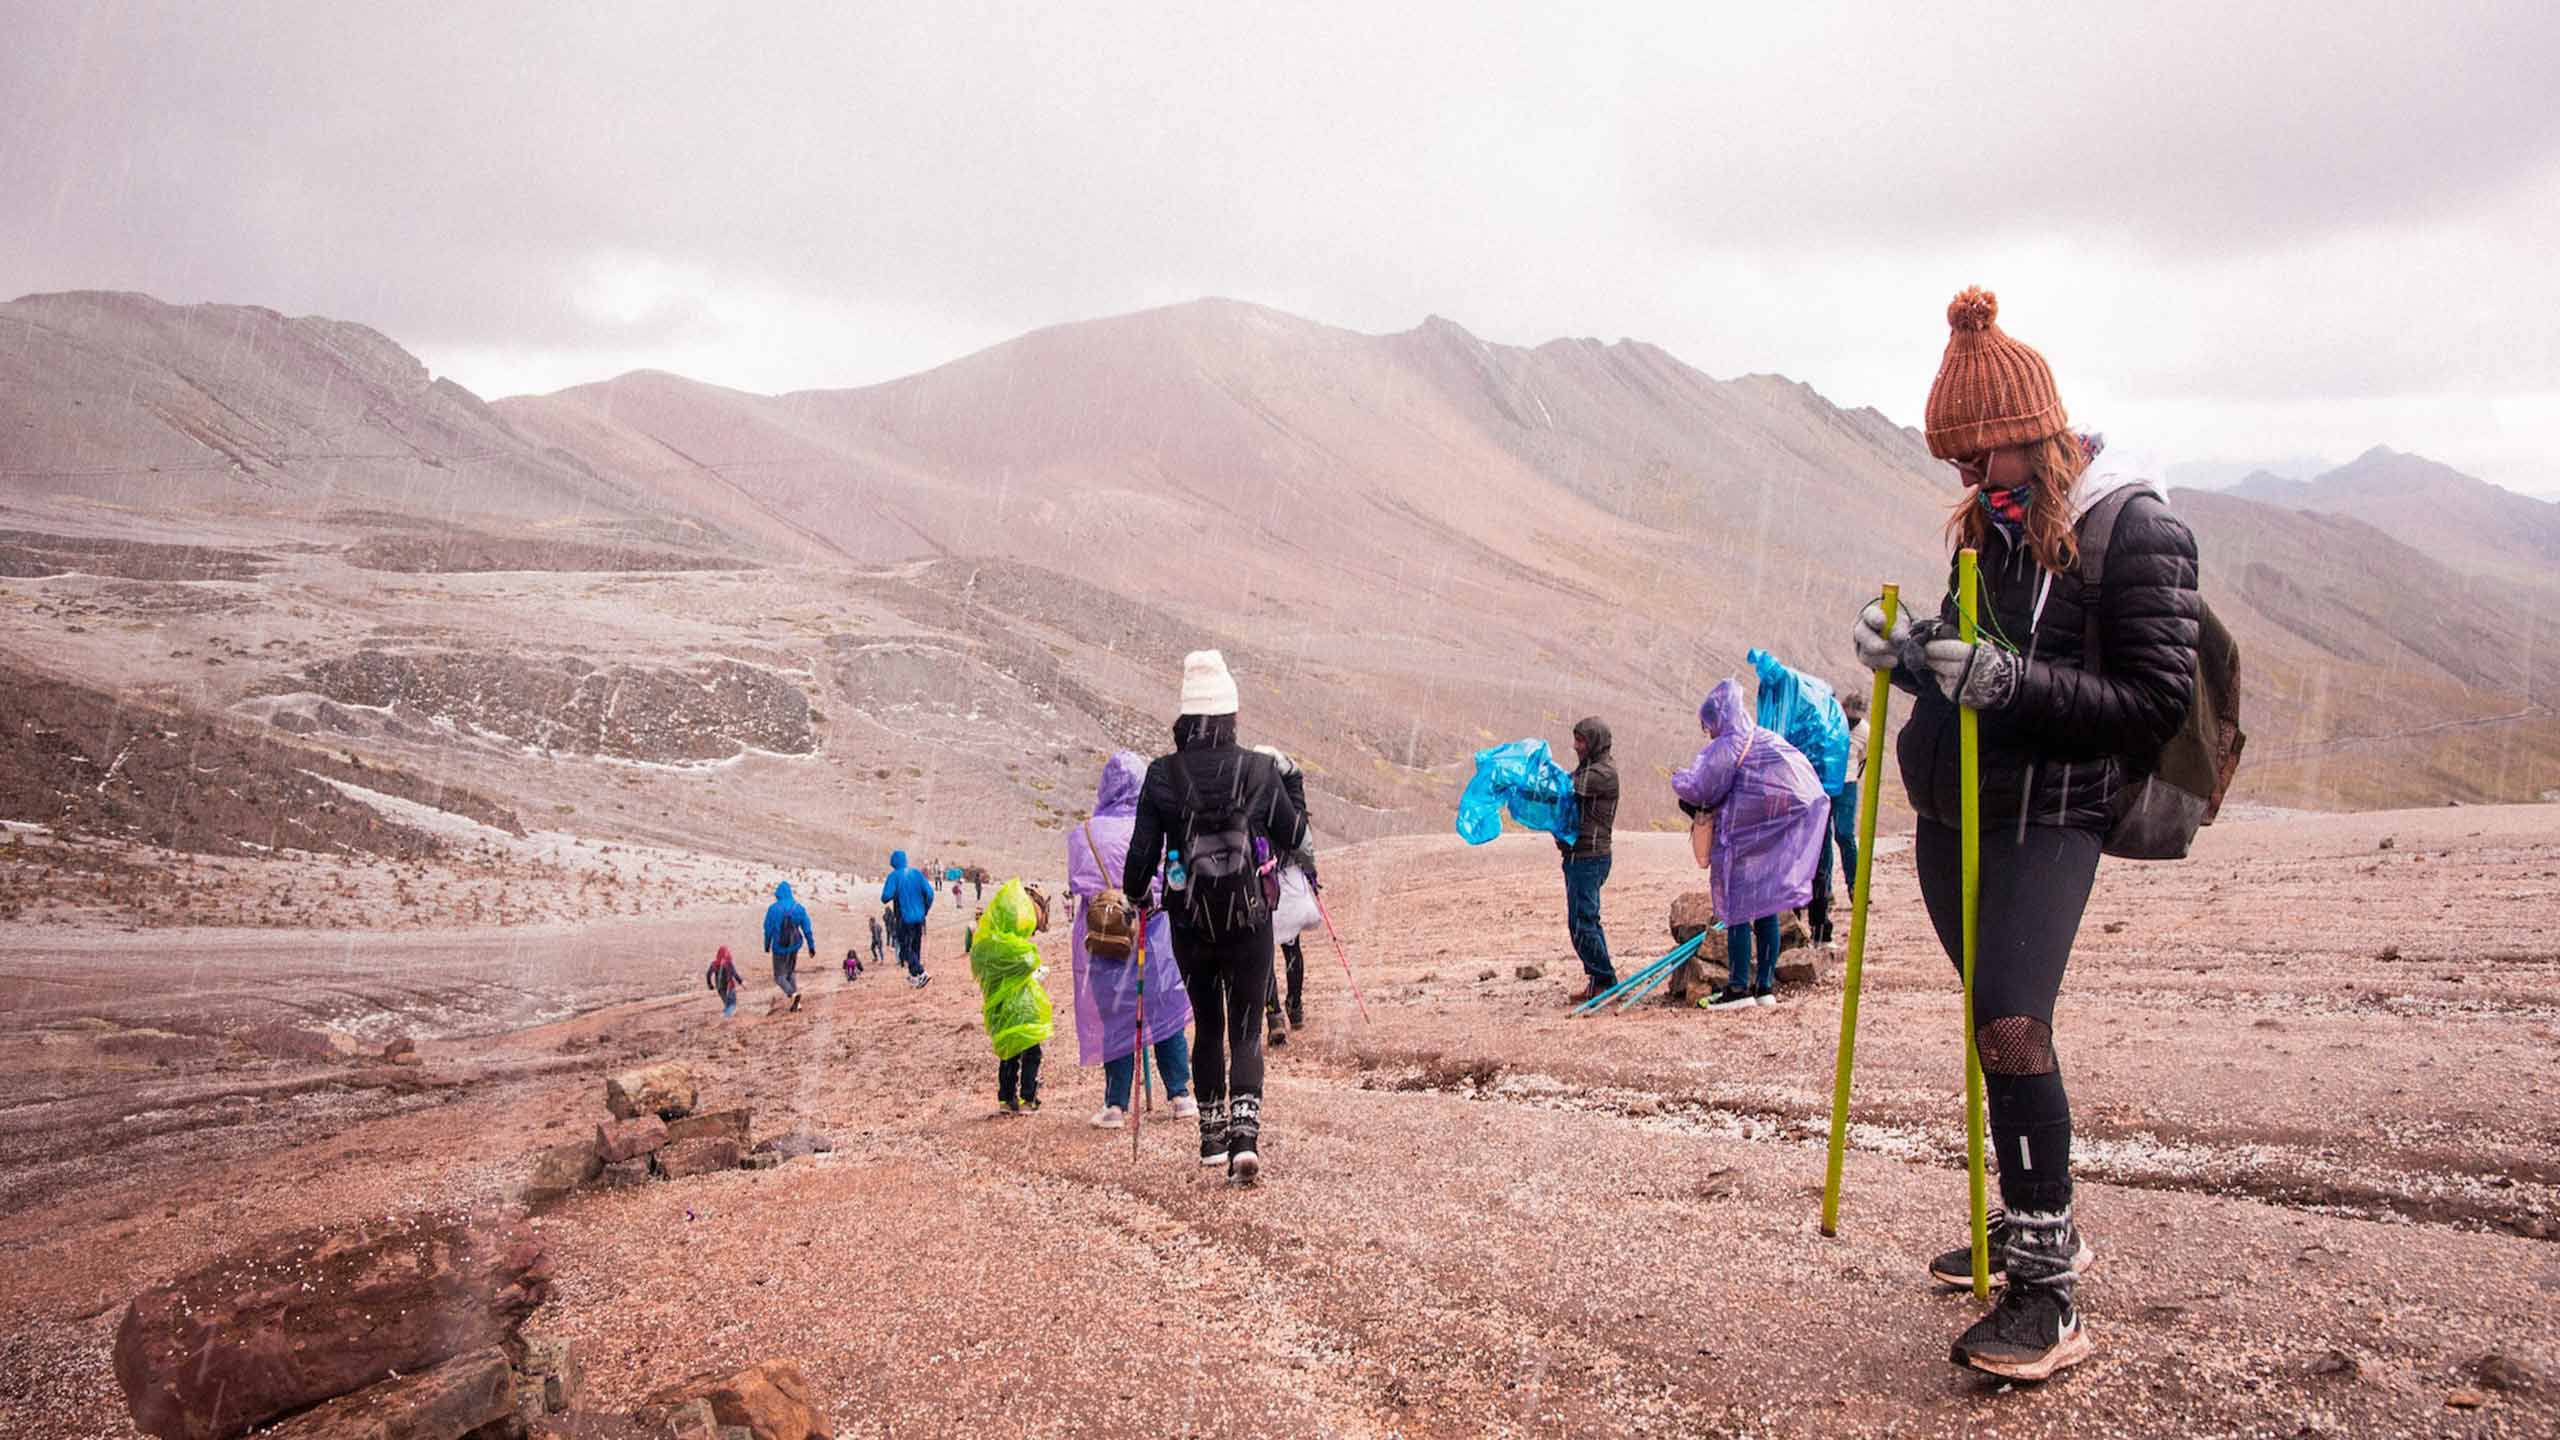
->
xmin=1 ymin=806 xmax=2554 ymax=1436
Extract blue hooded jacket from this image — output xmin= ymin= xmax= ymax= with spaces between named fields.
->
xmin=763 ymin=882 xmax=816 ymax=957
xmin=879 ymin=851 xmax=936 ymax=924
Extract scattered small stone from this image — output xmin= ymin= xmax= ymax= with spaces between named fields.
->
xmin=2378 ymin=836 xmax=2394 ymax=850
xmin=2445 ymin=1388 xmax=2487 ymax=1409
xmin=2308 ymin=1348 xmax=2359 ymax=1379
xmin=1476 ymin=968 xmax=1497 ymax=982
xmin=756 ymin=1133 xmax=835 ymax=1160
xmin=2467 ymin=1352 xmax=2540 ymax=1392
xmin=2101 ymin=920 xmax=2127 ymax=934
xmin=740 ymin=1151 xmax=782 ymax=1172
xmin=1514 ymin=963 xmax=1543 ymax=981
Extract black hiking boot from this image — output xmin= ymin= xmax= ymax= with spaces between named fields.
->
xmin=1198 ymin=1100 xmax=1229 ymax=1168
xmin=1929 ymin=1209 xmax=2094 ymax=1288
xmin=1950 ymin=1209 xmax=2094 ymax=1381
xmin=1227 ymin=1096 xmax=1263 ymax=1185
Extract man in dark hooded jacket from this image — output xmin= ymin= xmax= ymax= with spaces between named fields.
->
xmin=1560 ymin=717 xmax=1619 ymax=1003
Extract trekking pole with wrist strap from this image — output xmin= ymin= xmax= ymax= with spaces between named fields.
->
xmin=1311 ymin=892 xmax=1371 ymax=1024
xmin=1822 ymin=582 xmax=1898 ymax=1237
xmin=1958 ymin=551 xmax=1992 ymax=1299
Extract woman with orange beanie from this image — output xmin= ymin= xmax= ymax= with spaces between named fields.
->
xmin=1853 ymin=288 xmax=2200 ymax=1381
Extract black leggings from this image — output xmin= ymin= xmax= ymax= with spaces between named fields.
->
xmin=1913 ymin=818 xmax=2100 ymax=1214
xmin=1176 ymin=922 xmax=1273 ymax=1138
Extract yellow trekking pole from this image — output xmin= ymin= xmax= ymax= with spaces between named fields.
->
xmin=1957 ymin=549 xmax=1991 ymax=1299
xmin=1821 ymin=583 xmax=1898 ymax=1237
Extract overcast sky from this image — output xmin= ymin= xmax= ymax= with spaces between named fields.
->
xmin=6 ymin=2 xmax=2557 ymax=494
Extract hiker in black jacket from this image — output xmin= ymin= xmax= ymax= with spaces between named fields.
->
xmin=1559 ymin=717 xmax=1620 ymax=1005
xmin=1124 ymin=650 xmax=1302 ymax=1185
xmin=1854 ymin=286 xmax=2199 ymax=1382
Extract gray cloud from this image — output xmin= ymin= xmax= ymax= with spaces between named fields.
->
xmin=3 ymin=1 xmax=2555 ymax=487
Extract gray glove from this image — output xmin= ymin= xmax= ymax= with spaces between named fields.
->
xmin=1852 ymin=601 xmax=1908 ymax=672
xmin=1921 ymin=635 xmax=2024 ymax=711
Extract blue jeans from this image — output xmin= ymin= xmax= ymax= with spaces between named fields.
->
xmin=1727 ymin=914 xmax=1783 ymax=991
xmin=772 ymin=952 xmax=799 ymax=998
xmin=1562 ymin=855 xmax=1614 ymax=986
xmin=1103 ymin=1032 xmax=1195 ymax=1110
xmin=1832 ymin=782 xmax=1861 ymax=893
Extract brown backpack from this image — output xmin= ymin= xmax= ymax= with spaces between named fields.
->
xmin=1079 ymin=820 xmax=1137 ymax=960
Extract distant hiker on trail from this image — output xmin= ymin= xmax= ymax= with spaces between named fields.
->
xmin=1834 ymin=690 xmax=1871 ymax=902
xmin=1851 ymin=286 xmax=2200 ymax=1381
xmin=1558 ymin=717 xmax=1620 ymax=1006
xmin=968 ymin=879 xmax=1055 ymax=1114
xmin=1124 ymin=650 xmax=1302 ymax=1184
xmin=1672 ymin=680 xmax=1828 ymax=1012
xmin=762 ymin=882 xmax=816 ymax=1012
xmin=1068 ymin=751 xmax=1198 ymax=1131
xmin=869 ymin=910 xmax=887 ymax=971
xmin=1252 ymin=744 xmax=1322 ymax=1045
xmin=973 ymin=873 xmax=985 ymax=902
xmin=706 ymin=946 xmax=743 ymax=1019
xmin=880 ymin=852 xmax=937 ymax=988
xmin=1748 ymin=647 xmax=1852 ymax=942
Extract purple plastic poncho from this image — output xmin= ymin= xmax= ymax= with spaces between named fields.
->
xmin=1066 ymin=751 xmax=1193 ymax=1068
xmin=1671 ymin=679 xmax=1831 ymax=925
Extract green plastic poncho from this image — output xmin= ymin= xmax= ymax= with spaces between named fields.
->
xmin=968 ymin=878 xmax=1054 ymax=1060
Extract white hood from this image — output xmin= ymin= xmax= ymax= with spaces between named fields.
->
xmin=2069 ymin=441 xmax=2168 ymax=521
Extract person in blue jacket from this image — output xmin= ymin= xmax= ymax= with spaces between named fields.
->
xmin=763 ymin=881 xmax=817 ymax=1013
xmin=879 ymin=850 xmax=938 ymax=988
xmin=1748 ymin=647 xmax=1852 ymax=941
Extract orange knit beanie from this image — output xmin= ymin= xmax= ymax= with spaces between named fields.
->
xmin=1923 ymin=287 xmax=2067 ymax=459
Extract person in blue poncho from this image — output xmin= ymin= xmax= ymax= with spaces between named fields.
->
xmin=1748 ymin=648 xmax=1852 ymax=942
xmin=879 ymin=851 xmax=938 ymax=988
xmin=762 ymin=881 xmax=817 ymax=1013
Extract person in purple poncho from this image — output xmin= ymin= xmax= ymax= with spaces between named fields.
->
xmin=1671 ymin=678 xmax=1831 ymax=1011
xmin=1067 ymin=751 xmax=1198 ymax=1130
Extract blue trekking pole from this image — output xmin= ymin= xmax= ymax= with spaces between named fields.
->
xmin=1130 ymin=910 xmax=1152 ymax=1161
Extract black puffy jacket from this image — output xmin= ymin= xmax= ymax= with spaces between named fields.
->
xmin=1894 ymin=486 xmax=2201 ymax=832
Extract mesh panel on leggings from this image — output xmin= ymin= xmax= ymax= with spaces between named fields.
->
xmin=1976 ymin=1016 xmax=2057 ymax=1075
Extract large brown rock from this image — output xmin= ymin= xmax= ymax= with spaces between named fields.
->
xmin=642 ymin=1362 xmax=825 ymax=1440
xmin=656 ymin=1136 xmax=742 ymax=1179
xmin=113 ymin=1212 xmax=549 ymax=1440
xmin=664 ymin=1108 xmax=750 ymax=1145
xmin=1775 ymin=953 xmax=1824 ymax=988
xmin=597 ymin=1116 xmax=669 ymax=1163
xmin=605 ymin=1063 xmax=698 ymax=1121
xmin=1668 ymin=891 xmax=1717 ymax=943
xmin=258 ymin=1346 xmax=513 ymax=1440
xmin=520 ymin=1141 xmax=604 ymax=1205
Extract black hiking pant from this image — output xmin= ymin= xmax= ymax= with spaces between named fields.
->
xmin=1267 ymin=939 xmax=1306 ymax=1026
xmin=1176 ymin=921 xmax=1272 ymax=1143
xmin=1913 ymin=818 xmax=2101 ymax=1214
xmin=997 ymin=1044 xmax=1044 ymax=1106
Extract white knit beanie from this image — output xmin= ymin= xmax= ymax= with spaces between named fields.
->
xmin=1179 ymin=649 xmax=1239 ymax=717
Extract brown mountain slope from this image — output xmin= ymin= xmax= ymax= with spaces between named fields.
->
xmin=2230 ymin=445 xmax=2560 ymax=589
xmin=5 ymin=290 xmax=2553 ymax=832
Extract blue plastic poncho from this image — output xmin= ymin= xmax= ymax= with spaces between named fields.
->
xmin=1673 ymin=680 xmax=1830 ymax=925
xmin=1748 ymin=648 xmax=1851 ymax=797
xmin=1456 ymin=739 xmax=1580 ymax=846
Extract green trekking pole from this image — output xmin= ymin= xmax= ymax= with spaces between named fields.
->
xmin=1957 ymin=550 xmax=1991 ymax=1299
xmin=1821 ymin=582 xmax=1898 ymax=1237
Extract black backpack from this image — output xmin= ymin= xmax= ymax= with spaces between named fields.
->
xmin=1177 ymin=760 xmax=1270 ymax=942
xmin=776 ymin=914 xmax=803 ymax=954
xmin=2079 ymin=488 xmax=2247 ymax=860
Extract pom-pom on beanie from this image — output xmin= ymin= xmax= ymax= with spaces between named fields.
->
xmin=1924 ymin=287 xmax=2068 ymax=459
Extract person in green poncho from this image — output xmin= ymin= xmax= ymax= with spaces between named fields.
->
xmin=969 ymin=878 xmax=1056 ymax=1114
